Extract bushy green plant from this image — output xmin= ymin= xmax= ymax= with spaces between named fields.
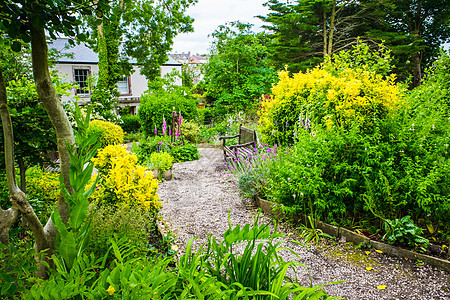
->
xmin=133 ymin=135 xmax=173 ymax=164
xmin=86 ymin=119 xmax=124 ymax=149
xmin=119 ymin=114 xmax=140 ymax=132
xmin=148 ymin=152 xmax=174 ymax=172
xmin=138 ymin=89 xmax=198 ymax=136
xmin=170 ymin=143 xmax=199 ymax=162
xmin=383 ymin=216 xmax=429 ymax=248
xmin=0 ymin=240 xmax=39 ymax=298
xmin=180 ymin=120 xmax=201 ymax=143
xmin=86 ymin=203 xmax=158 ymax=265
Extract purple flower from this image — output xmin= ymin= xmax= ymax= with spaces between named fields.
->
xmin=169 ymin=128 xmax=172 ymax=136
xmin=178 ymin=111 xmax=182 ymax=126
xmin=154 ymin=125 xmax=157 ymax=135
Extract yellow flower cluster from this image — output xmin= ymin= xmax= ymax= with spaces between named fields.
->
xmin=90 ymin=145 xmax=161 ymax=212
xmin=259 ymin=66 xmax=403 ymax=140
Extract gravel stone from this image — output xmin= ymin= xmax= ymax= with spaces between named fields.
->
xmin=159 ymin=147 xmax=450 ymax=300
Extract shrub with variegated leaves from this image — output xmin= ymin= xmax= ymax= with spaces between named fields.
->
xmin=90 ymin=145 xmax=161 ymax=212
xmin=259 ymin=42 xmax=404 ymax=145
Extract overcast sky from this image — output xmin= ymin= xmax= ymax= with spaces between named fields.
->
xmin=171 ymin=0 xmax=270 ymax=54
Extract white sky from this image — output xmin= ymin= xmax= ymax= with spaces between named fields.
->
xmin=171 ymin=0 xmax=270 ymax=55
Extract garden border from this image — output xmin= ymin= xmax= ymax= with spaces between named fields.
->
xmin=254 ymin=196 xmax=450 ymax=272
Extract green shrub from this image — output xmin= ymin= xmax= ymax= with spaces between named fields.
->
xmin=180 ymin=120 xmax=201 ymax=144
xmin=133 ymin=135 xmax=172 ymax=164
xmin=87 ymin=120 xmax=124 ymax=149
xmin=148 ymin=152 xmax=174 ymax=172
xmin=86 ymin=203 xmax=158 ymax=265
xmin=120 ymin=114 xmax=140 ymax=132
xmin=0 ymin=240 xmax=38 ymax=298
xmin=170 ymin=143 xmax=199 ymax=162
xmin=0 ymin=171 xmax=9 ymax=209
xmin=138 ymin=90 xmax=198 ymax=136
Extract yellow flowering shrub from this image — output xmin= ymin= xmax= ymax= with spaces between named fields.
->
xmin=26 ymin=167 xmax=60 ymax=202
xmin=259 ymin=62 xmax=403 ymax=145
xmin=87 ymin=119 xmax=124 ymax=149
xmin=90 ymin=145 xmax=161 ymax=212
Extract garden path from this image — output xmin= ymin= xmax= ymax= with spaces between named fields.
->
xmin=158 ymin=147 xmax=449 ymax=300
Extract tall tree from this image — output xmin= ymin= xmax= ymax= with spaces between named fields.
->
xmin=260 ymin=0 xmax=386 ymax=73
xmin=0 ymin=0 xmax=104 ymax=277
xmin=367 ymin=0 xmax=450 ymax=86
xmin=84 ymin=0 xmax=196 ymax=120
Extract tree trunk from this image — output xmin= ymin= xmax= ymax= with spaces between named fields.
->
xmin=30 ymin=24 xmax=75 ymax=277
xmin=323 ymin=11 xmax=328 ymax=57
xmin=18 ymin=156 xmax=26 ymax=193
xmin=413 ymin=52 xmax=422 ymax=87
xmin=0 ymin=67 xmax=20 ymax=246
xmin=327 ymin=0 xmax=336 ymax=57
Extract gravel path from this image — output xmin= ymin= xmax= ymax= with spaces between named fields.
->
xmin=158 ymin=147 xmax=450 ymax=300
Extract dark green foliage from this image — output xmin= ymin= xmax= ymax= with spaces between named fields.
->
xmin=169 ymin=143 xmax=199 ymax=163
xmin=120 ymin=114 xmax=140 ymax=132
xmin=138 ymin=90 xmax=198 ymax=136
xmin=383 ymin=216 xmax=429 ymax=247
xmin=0 ymin=77 xmax=57 ymax=178
xmin=0 ymin=240 xmax=38 ymax=298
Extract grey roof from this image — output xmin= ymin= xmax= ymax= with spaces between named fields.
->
xmin=49 ymin=38 xmax=181 ymax=66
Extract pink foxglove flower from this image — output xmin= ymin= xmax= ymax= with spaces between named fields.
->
xmin=162 ymin=116 xmax=167 ymax=135
xmin=154 ymin=125 xmax=157 ymax=135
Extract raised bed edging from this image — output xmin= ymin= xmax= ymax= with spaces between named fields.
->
xmin=254 ymin=197 xmax=450 ymax=272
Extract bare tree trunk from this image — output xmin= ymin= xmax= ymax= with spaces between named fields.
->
xmin=18 ymin=156 xmax=26 ymax=193
xmin=29 ymin=24 xmax=76 ymax=277
xmin=0 ymin=67 xmax=20 ymax=246
xmin=327 ymin=0 xmax=336 ymax=57
xmin=413 ymin=52 xmax=422 ymax=87
xmin=323 ymin=12 xmax=328 ymax=57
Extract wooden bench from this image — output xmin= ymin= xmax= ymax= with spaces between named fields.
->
xmin=219 ymin=125 xmax=257 ymax=161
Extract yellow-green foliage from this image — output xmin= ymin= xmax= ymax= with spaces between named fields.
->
xmin=90 ymin=145 xmax=161 ymax=212
xmin=87 ymin=120 xmax=124 ymax=149
xmin=26 ymin=167 xmax=60 ymax=202
xmin=149 ymin=152 xmax=174 ymax=172
xmin=259 ymin=62 xmax=403 ymax=145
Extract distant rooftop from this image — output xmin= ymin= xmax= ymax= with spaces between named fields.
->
xmin=49 ymin=38 xmax=181 ymax=66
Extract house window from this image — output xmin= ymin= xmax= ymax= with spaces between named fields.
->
xmin=118 ymin=76 xmax=130 ymax=95
xmin=74 ymin=68 xmax=90 ymax=95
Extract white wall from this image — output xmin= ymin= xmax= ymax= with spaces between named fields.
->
xmin=160 ymin=65 xmax=182 ymax=86
xmin=55 ymin=63 xmax=182 ymax=104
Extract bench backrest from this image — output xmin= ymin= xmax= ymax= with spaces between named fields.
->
xmin=239 ymin=125 xmax=257 ymax=145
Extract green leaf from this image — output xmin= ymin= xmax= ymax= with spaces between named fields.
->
xmin=68 ymin=198 xmax=88 ymax=230
xmin=59 ymin=231 xmax=77 ymax=270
